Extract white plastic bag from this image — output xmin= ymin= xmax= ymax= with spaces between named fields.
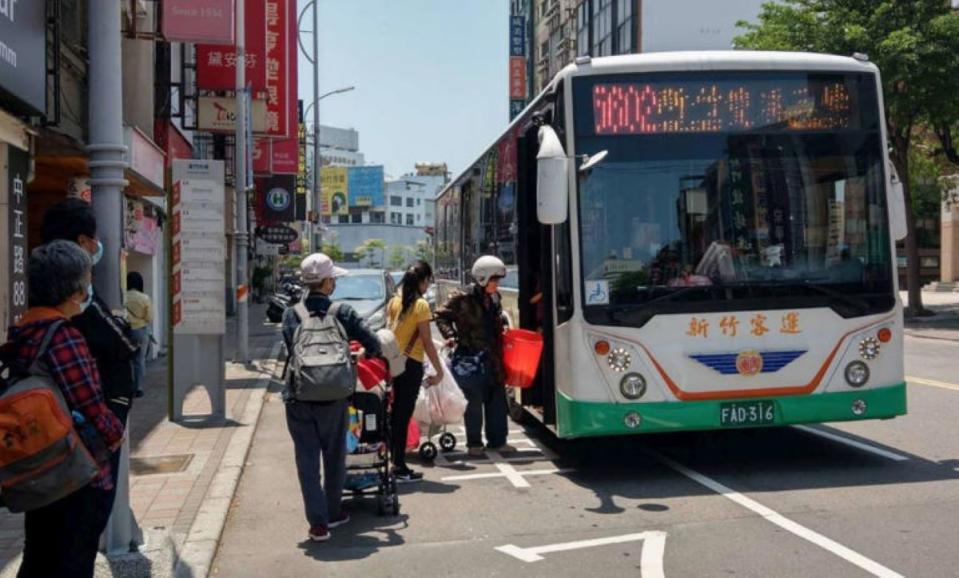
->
xmin=414 ymin=360 xmax=468 ymax=426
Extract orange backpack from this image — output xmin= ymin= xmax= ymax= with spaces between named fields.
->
xmin=0 ymin=321 xmax=98 ymax=512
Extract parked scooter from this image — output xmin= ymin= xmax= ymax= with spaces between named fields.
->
xmin=266 ymin=282 xmax=303 ymax=323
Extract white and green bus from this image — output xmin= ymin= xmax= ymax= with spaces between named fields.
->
xmin=434 ymin=51 xmax=907 ymax=439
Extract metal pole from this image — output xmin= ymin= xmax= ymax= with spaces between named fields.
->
xmin=236 ymin=1 xmax=250 ymax=363
xmin=88 ymin=0 xmax=137 ymax=555
xmin=312 ymin=0 xmax=322 ymax=251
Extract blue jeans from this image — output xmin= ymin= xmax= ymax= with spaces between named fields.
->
xmin=454 ymin=355 xmax=508 ymax=449
xmin=285 ymin=399 xmax=348 ymax=527
xmin=130 ymin=327 xmax=149 ymax=392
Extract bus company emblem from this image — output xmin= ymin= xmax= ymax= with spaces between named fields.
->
xmin=735 ymin=350 xmax=763 ymax=377
xmin=689 ymin=350 xmax=806 ymax=375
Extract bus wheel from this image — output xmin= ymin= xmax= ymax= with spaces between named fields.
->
xmin=506 ymin=388 xmax=527 ymax=424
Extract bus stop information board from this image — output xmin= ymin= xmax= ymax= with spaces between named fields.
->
xmin=172 ymin=160 xmax=226 ymax=335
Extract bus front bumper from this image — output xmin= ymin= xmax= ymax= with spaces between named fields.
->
xmin=555 ymin=382 xmax=907 ymax=439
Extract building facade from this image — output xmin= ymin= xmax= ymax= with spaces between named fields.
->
xmin=320 ymin=125 xmax=364 ymax=167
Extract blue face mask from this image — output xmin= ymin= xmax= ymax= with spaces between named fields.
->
xmin=80 ymin=284 xmax=94 ymax=313
xmin=91 ymin=240 xmax=103 ymax=266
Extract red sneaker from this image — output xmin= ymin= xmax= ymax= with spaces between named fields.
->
xmin=329 ymin=512 xmax=350 ymax=529
xmin=308 ymin=525 xmax=330 ymax=542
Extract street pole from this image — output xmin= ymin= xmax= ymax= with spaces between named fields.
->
xmin=312 ymin=0 xmax=322 ymax=252
xmin=236 ymin=0 xmax=250 ymax=362
xmin=88 ymin=0 xmax=138 ymax=555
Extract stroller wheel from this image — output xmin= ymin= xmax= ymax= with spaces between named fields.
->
xmin=439 ymin=432 xmax=457 ymax=452
xmin=419 ymin=442 xmax=438 ymax=461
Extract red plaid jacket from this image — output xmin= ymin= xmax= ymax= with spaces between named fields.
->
xmin=7 ymin=309 xmax=125 ymax=490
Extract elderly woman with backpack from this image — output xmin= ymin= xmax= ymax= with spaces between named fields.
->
xmin=385 ymin=261 xmax=445 ymax=483
xmin=2 ymin=240 xmax=124 ymax=578
xmin=281 ymin=253 xmax=382 ymax=543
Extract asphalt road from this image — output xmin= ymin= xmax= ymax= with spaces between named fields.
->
xmin=212 ymin=334 xmax=959 ymax=577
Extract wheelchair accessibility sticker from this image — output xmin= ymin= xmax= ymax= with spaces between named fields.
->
xmin=585 ymin=280 xmax=609 ymax=305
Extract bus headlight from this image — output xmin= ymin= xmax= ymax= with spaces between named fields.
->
xmin=620 ymin=373 xmax=646 ymax=400
xmin=607 ymin=348 xmax=632 ymax=373
xmin=844 ymin=361 xmax=870 ymax=387
xmin=858 ymin=337 xmax=880 ymax=360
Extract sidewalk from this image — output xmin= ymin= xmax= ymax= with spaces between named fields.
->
xmin=902 ymin=290 xmax=959 ymax=342
xmin=0 ymin=304 xmax=284 ymax=578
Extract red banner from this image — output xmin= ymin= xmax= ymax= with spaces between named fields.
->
xmin=272 ymin=137 xmax=298 ymax=174
xmin=263 ymin=0 xmax=291 ymax=137
xmin=509 ymin=57 xmax=527 ymax=100
xmin=163 ymin=0 xmax=234 ymax=45
xmin=197 ymin=0 xmax=267 ymax=91
xmin=253 ymin=138 xmax=273 ymax=174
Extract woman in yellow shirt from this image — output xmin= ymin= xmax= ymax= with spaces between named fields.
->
xmin=125 ymin=272 xmax=153 ymax=397
xmin=387 ymin=261 xmax=445 ymax=482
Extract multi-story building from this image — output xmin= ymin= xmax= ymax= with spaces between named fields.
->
xmin=533 ymin=0 xmax=578 ymax=94
xmin=320 ymin=125 xmax=365 ymax=167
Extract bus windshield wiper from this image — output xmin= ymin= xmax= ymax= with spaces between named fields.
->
xmin=784 ymin=281 xmax=871 ymax=315
xmin=606 ymin=286 xmax=713 ymax=324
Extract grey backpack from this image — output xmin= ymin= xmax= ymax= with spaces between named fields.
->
xmin=289 ymin=302 xmax=357 ymax=402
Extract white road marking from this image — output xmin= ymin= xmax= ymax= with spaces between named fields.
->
xmin=793 ymin=425 xmax=910 ymax=462
xmin=906 ymin=375 xmax=959 ymax=392
xmin=496 ymin=530 xmax=666 ymax=576
xmin=651 ymin=451 xmax=904 ymax=578
xmin=489 ymin=451 xmax=535 ymax=488
xmin=441 ymin=468 xmax=571 ymax=483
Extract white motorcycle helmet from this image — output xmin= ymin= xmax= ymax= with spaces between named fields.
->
xmin=471 ymin=255 xmax=507 ymax=287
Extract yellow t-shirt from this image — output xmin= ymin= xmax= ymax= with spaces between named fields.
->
xmin=387 ymin=294 xmax=432 ymax=363
xmin=125 ymin=290 xmax=153 ymax=330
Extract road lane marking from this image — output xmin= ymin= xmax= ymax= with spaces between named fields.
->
xmin=441 ymin=468 xmax=571 ymax=483
xmin=793 ymin=425 xmax=910 ymax=462
xmin=906 ymin=375 xmax=959 ymax=392
xmin=651 ymin=451 xmax=904 ymax=578
xmin=496 ymin=530 xmax=666 ymax=575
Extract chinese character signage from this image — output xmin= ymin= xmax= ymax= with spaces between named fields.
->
xmin=509 ymin=56 xmax=527 ymax=100
xmin=7 ymin=147 xmax=28 ymax=325
xmin=197 ymin=96 xmax=268 ymax=133
xmin=321 ymin=167 xmax=349 ymax=216
xmin=509 ymin=16 xmax=526 ymax=57
xmin=348 ymin=166 xmax=384 ymax=208
xmin=296 ymin=120 xmax=307 ymax=221
xmin=263 ymin=0 xmax=292 ymax=137
xmin=272 ymin=136 xmax=298 ymax=174
xmin=685 ymin=312 xmax=802 ymax=339
xmin=197 ymin=0 xmax=266 ymax=91
xmin=163 ymin=0 xmax=234 ymax=45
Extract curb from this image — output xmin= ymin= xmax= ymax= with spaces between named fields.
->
xmin=174 ymin=341 xmax=283 ymax=578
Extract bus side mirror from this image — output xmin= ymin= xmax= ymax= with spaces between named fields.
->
xmin=888 ymin=163 xmax=907 ymax=241
xmin=536 ymin=125 xmax=569 ymax=225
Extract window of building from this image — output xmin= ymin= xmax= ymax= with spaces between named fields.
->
xmin=351 ymin=213 xmax=362 ymax=224
xmin=616 ymin=0 xmax=634 ymax=54
xmin=592 ymin=0 xmax=613 ymax=57
xmin=577 ymin=1 xmax=591 ymax=57
xmin=417 ymin=214 xmax=421 ymax=223
xmin=390 ymin=212 xmax=401 ymax=225
xmin=338 ymin=215 xmax=349 ymax=224
xmin=406 ymin=214 xmax=414 ymax=226
xmin=371 ymin=212 xmax=386 ymax=224
xmin=406 ymin=197 xmax=414 ymax=208
xmin=416 ymin=198 xmax=421 ymax=206
xmin=390 ymin=195 xmax=402 ymax=207
xmin=540 ymin=40 xmax=550 ymax=62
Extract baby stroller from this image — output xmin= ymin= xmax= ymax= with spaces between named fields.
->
xmin=345 ymin=345 xmax=400 ymax=516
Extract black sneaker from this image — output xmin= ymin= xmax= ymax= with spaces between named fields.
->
xmin=395 ymin=468 xmax=424 ymax=483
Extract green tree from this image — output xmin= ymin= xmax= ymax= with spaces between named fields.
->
xmin=355 ymin=238 xmax=387 ymax=267
xmin=413 ymin=240 xmax=434 ymax=264
xmin=320 ymin=241 xmax=344 ymax=262
xmin=389 ymin=245 xmax=409 ymax=270
xmin=735 ymin=0 xmax=959 ymax=315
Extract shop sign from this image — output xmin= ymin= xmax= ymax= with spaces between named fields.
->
xmin=509 ymin=57 xmax=527 ymax=100
xmin=256 ymin=224 xmax=298 ymax=245
xmin=162 ymin=0 xmax=234 ymax=45
xmin=253 ymin=138 xmax=273 ymax=174
xmin=125 ymin=126 xmax=166 ymax=190
xmin=0 ymin=0 xmax=45 ymax=115
xmin=263 ymin=0 xmax=293 ymax=137
xmin=7 ymin=147 xmax=28 ymax=325
xmin=509 ymin=15 xmax=526 ymax=57
xmin=125 ymin=198 xmax=161 ymax=256
xmin=256 ymin=174 xmax=296 ymax=224
xmin=295 ymin=121 xmax=307 ymax=220
xmin=197 ymin=96 xmax=268 ymax=133
xmin=348 ymin=166 xmax=384 ymax=208
xmin=271 ymin=136 xmax=298 ymax=174
xmin=196 ymin=0 xmax=266 ymax=90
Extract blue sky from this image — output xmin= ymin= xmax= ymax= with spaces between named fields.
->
xmin=296 ymin=0 xmax=509 ymax=179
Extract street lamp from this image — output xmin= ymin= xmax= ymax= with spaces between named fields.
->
xmin=303 ymin=86 xmax=355 ymax=121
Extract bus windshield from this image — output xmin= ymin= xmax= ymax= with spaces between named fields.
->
xmin=572 ymin=71 xmax=894 ymax=326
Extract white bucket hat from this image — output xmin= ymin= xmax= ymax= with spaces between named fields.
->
xmin=300 ymin=252 xmax=349 ymax=284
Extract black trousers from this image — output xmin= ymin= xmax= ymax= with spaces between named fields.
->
xmin=390 ymin=358 xmax=424 ymax=470
xmin=19 ymin=485 xmax=112 ymax=578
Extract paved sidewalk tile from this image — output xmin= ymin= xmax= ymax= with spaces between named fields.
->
xmin=0 ymin=305 xmax=283 ymax=578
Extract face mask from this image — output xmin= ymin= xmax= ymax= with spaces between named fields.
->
xmin=91 ymin=240 xmax=104 ymax=266
xmin=79 ymin=284 xmax=94 ymax=313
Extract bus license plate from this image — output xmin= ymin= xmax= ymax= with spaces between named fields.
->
xmin=719 ymin=400 xmax=776 ymax=427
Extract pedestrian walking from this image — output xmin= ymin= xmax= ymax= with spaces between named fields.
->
xmin=281 ymin=253 xmax=382 ymax=542
xmin=4 ymin=241 xmax=125 ymax=578
xmin=435 ymin=256 xmax=517 ymax=457
xmin=40 ymin=199 xmax=138 ymax=528
xmin=386 ymin=261 xmax=445 ymax=482
xmin=125 ymin=272 xmax=153 ymax=397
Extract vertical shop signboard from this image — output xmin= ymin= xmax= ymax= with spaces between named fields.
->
xmin=263 ymin=0 xmax=291 ymax=137
xmin=171 ymin=160 xmax=226 ymax=335
xmin=296 ymin=121 xmax=307 ymax=220
xmin=7 ymin=148 xmax=29 ymax=325
xmin=509 ymin=14 xmax=527 ymax=120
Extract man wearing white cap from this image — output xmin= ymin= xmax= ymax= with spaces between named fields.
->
xmin=281 ymin=253 xmax=382 ymax=542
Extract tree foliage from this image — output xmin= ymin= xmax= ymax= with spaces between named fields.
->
xmin=389 ymin=245 xmax=410 ymax=270
xmin=320 ymin=241 xmax=344 ymax=263
xmin=414 ymin=240 xmax=434 ymax=264
xmin=355 ymin=238 xmax=387 ymax=267
xmin=735 ymin=0 xmax=959 ymax=314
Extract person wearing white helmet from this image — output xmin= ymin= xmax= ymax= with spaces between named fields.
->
xmin=281 ymin=253 xmax=382 ymax=543
xmin=435 ymin=255 xmax=517 ymax=457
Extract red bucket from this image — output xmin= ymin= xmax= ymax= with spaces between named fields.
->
xmin=502 ymin=329 xmax=544 ymax=389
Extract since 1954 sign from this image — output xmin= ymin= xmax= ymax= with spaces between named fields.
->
xmin=0 ymin=0 xmax=46 ymax=115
